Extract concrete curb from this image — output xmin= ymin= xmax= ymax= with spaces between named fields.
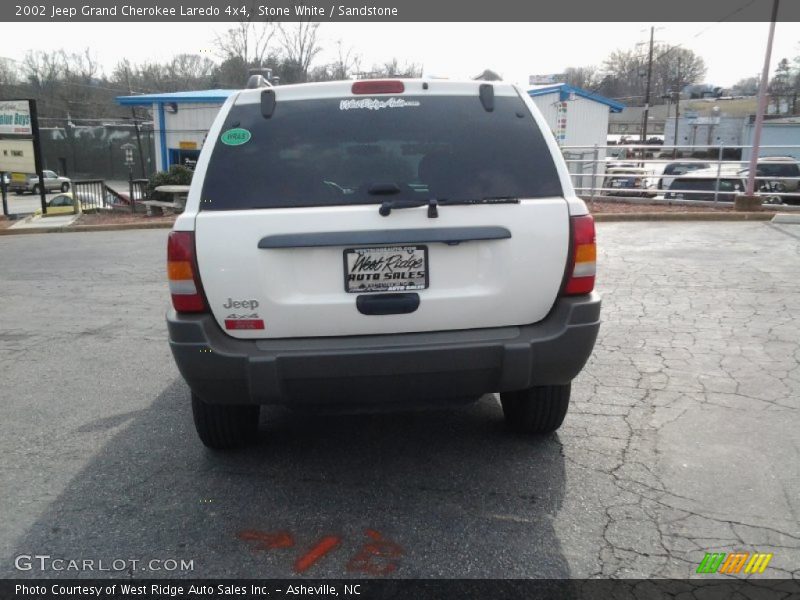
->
xmin=0 ymin=221 xmax=174 ymax=236
xmin=772 ymin=213 xmax=800 ymax=224
xmin=593 ymin=212 xmax=773 ymax=222
xmin=583 ymin=195 xmax=800 ymax=212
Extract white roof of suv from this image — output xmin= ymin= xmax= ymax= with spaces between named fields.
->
xmin=233 ymin=79 xmax=521 ymax=104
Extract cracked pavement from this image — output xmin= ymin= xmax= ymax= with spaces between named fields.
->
xmin=0 ymin=222 xmax=798 ymax=579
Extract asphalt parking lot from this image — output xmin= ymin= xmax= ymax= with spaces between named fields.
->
xmin=0 ymin=222 xmax=798 ymax=579
xmin=3 ymin=191 xmax=61 ymax=216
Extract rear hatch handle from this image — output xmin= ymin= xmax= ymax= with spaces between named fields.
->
xmin=356 ymin=293 xmax=420 ymax=315
xmin=258 ymin=226 xmax=512 ymax=249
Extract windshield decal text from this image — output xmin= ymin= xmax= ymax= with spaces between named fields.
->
xmin=339 ymin=98 xmax=421 ymax=111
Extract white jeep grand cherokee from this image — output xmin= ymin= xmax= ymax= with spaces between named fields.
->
xmin=167 ymin=79 xmax=600 ymax=449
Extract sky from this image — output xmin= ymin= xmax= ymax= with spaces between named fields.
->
xmin=1 ymin=21 xmax=798 ymax=91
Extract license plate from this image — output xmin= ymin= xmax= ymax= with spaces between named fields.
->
xmin=343 ymin=245 xmax=428 ymax=293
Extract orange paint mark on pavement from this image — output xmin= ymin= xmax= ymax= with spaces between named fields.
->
xmin=346 ymin=529 xmax=404 ymax=575
xmin=237 ymin=530 xmax=294 ymax=553
xmin=294 ymin=536 xmax=342 ymax=573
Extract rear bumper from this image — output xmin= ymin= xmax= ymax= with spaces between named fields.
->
xmin=167 ymin=292 xmax=601 ymax=406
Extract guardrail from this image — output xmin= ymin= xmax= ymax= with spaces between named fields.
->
xmin=72 ymin=180 xmax=110 ymax=212
xmin=561 ymin=144 xmax=800 ymax=205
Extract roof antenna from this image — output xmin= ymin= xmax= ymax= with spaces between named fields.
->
xmin=479 ymin=84 xmax=494 ymax=112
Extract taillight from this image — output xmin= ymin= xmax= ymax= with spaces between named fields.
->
xmin=351 ymin=80 xmax=404 ymax=94
xmin=167 ymin=231 xmax=206 ymax=312
xmin=564 ymin=215 xmax=596 ymax=295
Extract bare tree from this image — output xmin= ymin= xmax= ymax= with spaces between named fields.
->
xmin=167 ymin=54 xmax=217 ymax=89
xmin=563 ymin=66 xmax=598 ymax=89
xmin=591 ymin=44 xmax=706 ymax=103
xmin=62 ymin=48 xmax=99 ymax=83
xmin=214 ymin=19 xmax=275 ymax=66
xmin=305 ymin=41 xmax=361 ymax=82
xmin=367 ymin=58 xmax=422 ymax=78
xmin=769 ymin=58 xmax=793 ymax=114
xmin=0 ymin=57 xmax=18 ymax=86
xmin=331 ymin=40 xmax=360 ymax=80
xmin=730 ymin=76 xmax=759 ymax=96
xmin=652 ymin=46 xmax=706 ymax=96
xmin=22 ymin=50 xmax=63 ymax=90
xmin=277 ymin=22 xmax=322 ymax=82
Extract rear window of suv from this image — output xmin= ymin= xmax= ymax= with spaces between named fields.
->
xmin=757 ymin=162 xmax=800 ymax=177
xmin=200 ymin=93 xmax=562 ymax=210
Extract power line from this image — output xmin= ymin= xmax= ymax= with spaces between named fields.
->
xmin=579 ymin=0 xmax=762 ymax=99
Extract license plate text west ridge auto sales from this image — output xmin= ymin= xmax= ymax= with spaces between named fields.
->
xmin=344 ymin=246 xmax=428 ymax=293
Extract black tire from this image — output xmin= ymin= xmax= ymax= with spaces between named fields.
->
xmin=191 ymin=393 xmax=260 ymax=449
xmin=500 ymin=384 xmax=571 ymax=434
xmin=60 ymin=182 xmax=70 ymax=192
xmin=31 ymin=184 xmax=41 ymax=195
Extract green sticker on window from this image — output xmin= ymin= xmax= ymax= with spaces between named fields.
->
xmin=220 ymin=128 xmax=251 ymax=146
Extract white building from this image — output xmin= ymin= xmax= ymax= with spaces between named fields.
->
xmin=528 ymin=84 xmax=625 ymax=192
xmin=663 ymin=115 xmax=748 ymax=148
xmin=742 ymin=117 xmax=800 ymax=162
xmin=117 ymin=90 xmax=235 ymax=173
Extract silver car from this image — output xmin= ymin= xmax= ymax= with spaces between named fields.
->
xmin=11 ymin=170 xmax=71 ymax=194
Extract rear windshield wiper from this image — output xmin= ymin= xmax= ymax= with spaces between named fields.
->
xmin=367 ymin=183 xmax=434 ymax=217
xmin=379 ymin=198 xmax=435 ymax=217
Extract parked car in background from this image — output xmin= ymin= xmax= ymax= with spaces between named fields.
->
xmin=657 ymin=162 xmax=711 ymax=190
xmin=664 ymin=168 xmax=744 ymax=202
xmin=752 ymin=157 xmax=800 ymax=204
xmin=10 ymin=170 xmax=71 ymax=195
xmin=35 ymin=191 xmax=113 ymax=215
xmin=754 ymin=157 xmax=800 ymax=191
xmin=602 ymin=167 xmax=656 ymax=197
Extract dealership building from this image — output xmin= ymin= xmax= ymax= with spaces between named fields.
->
xmin=116 ymin=90 xmax=235 ymax=172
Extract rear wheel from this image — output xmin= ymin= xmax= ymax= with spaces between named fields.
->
xmin=191 ymin=393 xmax=260 ymax=449
xmin=500 ymin=384 xmax=571 ymax=434
xmin=31 ymin=184 xmax=41 ymax=195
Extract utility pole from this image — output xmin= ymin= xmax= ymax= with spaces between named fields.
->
xmin=673 ymin=57 xmax=681 ymax=159
xmin=124 ymin=66 xmax=147 ymax=179
xmin=745 ymin=0 xmax=779 ymax=197
xmin=641 ymin=26 xmax=655 ymax=145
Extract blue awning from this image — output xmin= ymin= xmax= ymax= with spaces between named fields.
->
xmin=116 ymin=89 xmax=236 ymax=106
xmin=528 ymin=84 xmax=624 ymax=113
